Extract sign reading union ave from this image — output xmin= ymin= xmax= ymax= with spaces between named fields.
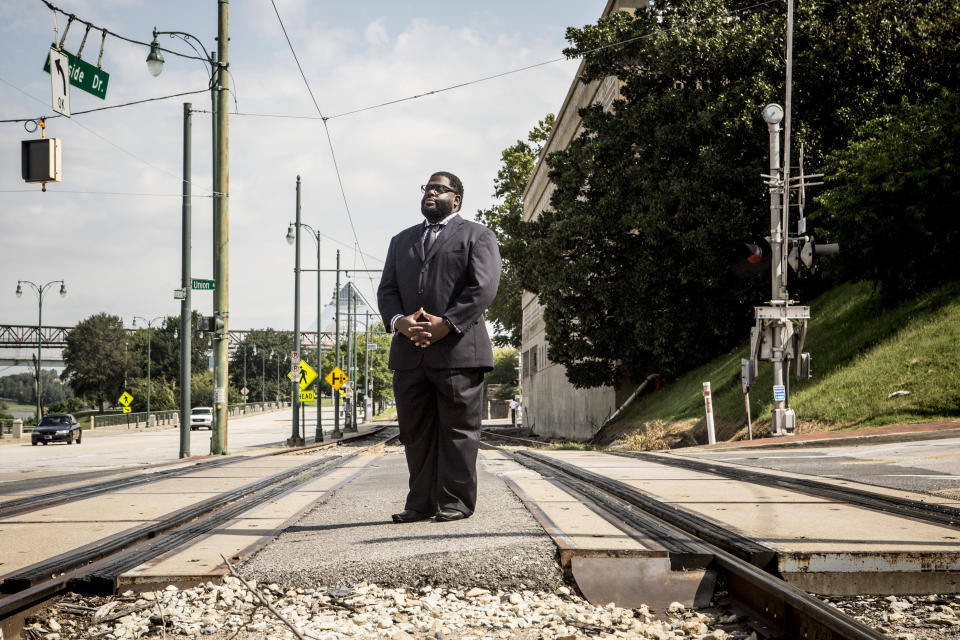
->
xmin=192 ymin=279 xmax=215 ymax=291
xmin=43 ymin=46 xmax=110 ymax=100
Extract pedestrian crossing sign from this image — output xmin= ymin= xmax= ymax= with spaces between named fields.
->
xmin=118 ymin=392 xmax=133 ymax=407
xmin=324 ymin=366 xmax=349 ymax=390
xmin=287 ymin=360 xmax=318 ymax=390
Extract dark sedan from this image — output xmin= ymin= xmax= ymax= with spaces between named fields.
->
xmin=31 ymin=414 xmax=83 ymax=445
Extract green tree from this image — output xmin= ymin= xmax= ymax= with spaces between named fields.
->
xmin=128 ymin=312 xmax=211 ymax=383
xmin=127 ymin=377 xmax=177 ymax=412
xmin=229 ymin=329 xmax=294 ymax=403
xmin=486 ymin=348 xmax=519 ymax=401
xmin=818 ymin=88 xmax=960 ymax=304
xmin=476 ymin=115 xmax=554 ymax=348
xmin=522 ymin=0 xmax=960 ymax=388
xmin=62 ymin=313 xmax=132 ymax=411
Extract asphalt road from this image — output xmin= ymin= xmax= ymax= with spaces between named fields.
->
xmin=678 ymin=436 xmax=960 ymax=496
xmin=0 ymin=405 xmax=354 ymax=483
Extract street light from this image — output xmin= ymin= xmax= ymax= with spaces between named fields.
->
xmin=287 ymin=217 xmax=324 ymax=443
xmin=132 ymin=316 xmax=164 ymax=420
xmin=15 ymin=280 xmax=66 ymax=422
xmin=148 ymin=7 xmax=231 ymax=456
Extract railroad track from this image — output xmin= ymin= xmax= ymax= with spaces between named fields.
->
xmin=0 ymin=427 xmax=396 ymax=622
xmin=498 ymin=447 xmax=888 ymax=640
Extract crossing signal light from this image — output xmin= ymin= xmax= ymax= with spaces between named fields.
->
xmin=788 ymin=236 xmax=839 ymax=273
xmin=22 ymin=138 xmax=62 ymax=184
xmin=731 ymin=239 xmax=771 ymax=279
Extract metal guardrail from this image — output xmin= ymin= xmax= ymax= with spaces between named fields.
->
xmin=0 ymin=419 xmax=33 ymax=438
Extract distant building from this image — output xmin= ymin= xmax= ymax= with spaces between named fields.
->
xmin=308 ymin=282 xmax=377 ymax=347
xmin=521 ymin=0 xmax=647 ymax=441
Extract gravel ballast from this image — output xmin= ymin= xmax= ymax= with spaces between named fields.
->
xmin=241 ymin=446 xmax=565 ymax=591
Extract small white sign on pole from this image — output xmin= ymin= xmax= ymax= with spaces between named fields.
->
xmin=702 ymin=382 xmax=716 ymax=445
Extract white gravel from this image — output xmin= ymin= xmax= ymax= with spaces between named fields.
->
xmin=31 ymin=581 xmax=755 ymax=639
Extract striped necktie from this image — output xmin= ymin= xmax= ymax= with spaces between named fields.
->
xmin=423 ymin=223 xmax=441 ymax=255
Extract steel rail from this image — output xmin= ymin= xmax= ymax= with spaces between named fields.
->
xmin=512 ymin=449 xmax=887 ymax=640
xmin=616 ymin=451 xmax=960 ymax=528
xmin=0 ymin=428 xmax=394 ymax=620
xmin=0 ymin=456 xmax=243 ymax=519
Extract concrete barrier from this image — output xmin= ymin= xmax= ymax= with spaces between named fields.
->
xmin=13 ymin=419 xmax=23 ymax=439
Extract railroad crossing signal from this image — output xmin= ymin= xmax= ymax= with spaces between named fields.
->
xmin=118 ymin=392 xmax=133 ymax=407
xmin=287 ymin=360 xmax=318 ymax=390
xmin=324 ymin=367 xmax=349 ymax=391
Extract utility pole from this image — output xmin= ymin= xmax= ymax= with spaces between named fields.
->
xmin=288 ymin=175 xmax=304 ymax=446
xmin=210 ymin=0 xmax=230 ymax=455
xmin=364 ymin=310 xmax=370 ymax=423
xmin=179 ymin=102 xmax=192 ymax=458
xmin=333 ymin=250 xmax=342 ymax=438
xmin=315 ymin=235 xmax=323 ymax=443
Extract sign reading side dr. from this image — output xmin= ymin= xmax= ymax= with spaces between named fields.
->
xmin=43 ymin=45 xmax=109 ymax=100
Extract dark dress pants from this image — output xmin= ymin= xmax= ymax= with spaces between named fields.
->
xmin=393 ymin=366 xmax=485 ymax=516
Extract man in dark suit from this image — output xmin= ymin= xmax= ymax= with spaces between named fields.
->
xmin=377 ymin=171 xmax=501 ymax=523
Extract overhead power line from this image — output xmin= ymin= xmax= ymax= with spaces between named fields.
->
xmin=0 ymin=88 xmax=210 ymax=124
xmin=269 ymin=0 xmax=378 ymax=292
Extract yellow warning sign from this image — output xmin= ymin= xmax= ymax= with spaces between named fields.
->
xmin=287 ymin=360 xmax=318 ymax=390
xmin=122 ymin=406 xmax=132 ymax=414
xmin=118 ymin=392 xmax=133 ymax=407
xmin=299 ymin=390 xmax=315 ymax=402
xmin=324 ymin=366 xmax=349 ymax=390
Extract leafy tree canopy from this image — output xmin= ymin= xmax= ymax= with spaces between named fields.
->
xmin=477 ymin=115 xmax=554 ymax=348
xmin=62 ymin=313 xmax=132 ymax=411
xmin=521 ymin=0 xmax=960 ymax=388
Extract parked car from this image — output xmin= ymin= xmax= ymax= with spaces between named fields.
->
xmin=191 ymin=407 xmax=213 ymax=430
xmin=31 ymin=413 xmax=82 ymax=445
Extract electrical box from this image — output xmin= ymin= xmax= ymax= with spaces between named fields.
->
xmin=741 ymin=358 xmax=757 ymax=389
xmin=771 ymin=408 xmax=796 ymax=436
xmin=21 ymin=138 xmax=62 ymax=183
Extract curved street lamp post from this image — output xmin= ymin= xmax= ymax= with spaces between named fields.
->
xmin=15 ymin=280 xmax=66 ymax=422
xmin=148 ymin=6 xmax=231 ymax=455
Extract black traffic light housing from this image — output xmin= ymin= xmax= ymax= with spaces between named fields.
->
xmin=788 ymin=236 xmax=839 ymax=273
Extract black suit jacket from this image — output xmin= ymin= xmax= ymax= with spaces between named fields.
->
xmin=377 ymin=216 xmax=501 ymax=371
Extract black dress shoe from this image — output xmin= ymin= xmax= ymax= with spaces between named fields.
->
xmin=392 ymin=509 xmax=433 ymax=523
xmin=434 ymin=509 xmax=468 ymax=522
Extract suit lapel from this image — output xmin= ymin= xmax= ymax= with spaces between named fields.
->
xmin=411 ymin=224 xmax=426 ymax=263
xmin=424 ymin=217 xmax=464 ymax=263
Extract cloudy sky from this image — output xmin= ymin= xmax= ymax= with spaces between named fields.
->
xmin=0 ymin=0 xmax=606 ymax=371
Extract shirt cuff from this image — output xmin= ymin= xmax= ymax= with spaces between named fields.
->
xmin=391 ymin=314 xmax=403 ymax=333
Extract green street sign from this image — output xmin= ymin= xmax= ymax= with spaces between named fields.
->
xmin=174 ymin=288 xmax=186 ymax=300
xmin=192 ymin=279 xmax=215 ymax=291
xmin=43 ymin=45 xmax=109 ymax=100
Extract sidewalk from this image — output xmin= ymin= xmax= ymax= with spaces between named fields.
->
xmin=683 ymin=419 xmax=960 ymax=451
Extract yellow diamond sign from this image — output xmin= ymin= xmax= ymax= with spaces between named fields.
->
xmin=118 ymin=392 xmax=133 ymax=407
xmin=324 ymin=366 xmax=349 ymax=390
xmin=287 ymin=360 xmax=318 ymax=390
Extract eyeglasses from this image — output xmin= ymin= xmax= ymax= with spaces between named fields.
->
xmin=421 ymin=184 xmax=457 ymax=195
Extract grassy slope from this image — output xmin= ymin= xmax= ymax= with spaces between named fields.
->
xmin=605 ymin=280 xmax=960 ymax=446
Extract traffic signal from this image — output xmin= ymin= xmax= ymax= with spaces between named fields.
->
xmin=196 ymin=315 xmax=215 ymax=332
xmin=787 ymin=236 xmax=839 ymax=273
xmin=21 ymin=138 xmax=62 ymax=184
xmin=730 ymin=239 xmax=771 ymax=279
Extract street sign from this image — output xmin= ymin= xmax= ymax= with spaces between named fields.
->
xmin=48 ymin=47 xmax=70 ymax=117
xmin=324 ymin=366 xmax=349 ymax=390
xmin=367 ymin=343 xmax=378 ymax=350
xmin=299 ymin=390 xmax=315 ymax=402
xmin=118 ymin=392 xmax=133 ymax=407
xmin=287 ymin=360 xmax=318 ymax=390
xmin=122 ymin=406 xmax=131 ymax=414
xmin=174 ymin=288 xmax=186 ymax=300
xmin=192 ymin=279 xmax=215 ymax=291
xmin=241 ymin=386 xmax=249 ymax=397
xmin=43 ymin=45 xmax=110 ymax=99
xmin=773 ymin=385 xmax=786 ymax=401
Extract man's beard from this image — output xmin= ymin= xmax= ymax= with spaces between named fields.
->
xmin=421 ymin=197 xmax=453 ymax=223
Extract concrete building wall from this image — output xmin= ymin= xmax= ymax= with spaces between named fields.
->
xmin=520 ymin=0 xmax=646 ymax=441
